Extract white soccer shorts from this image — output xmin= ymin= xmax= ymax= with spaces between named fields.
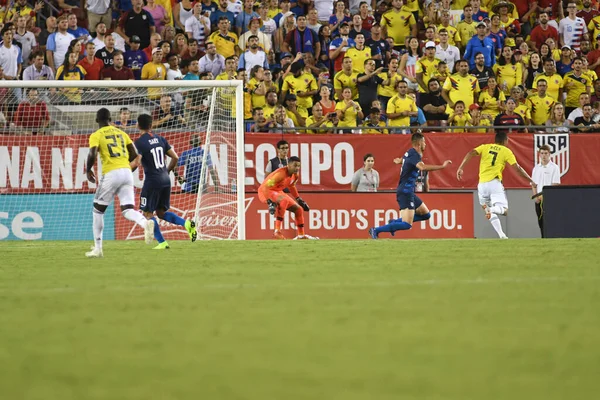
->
xmin=477 ymin=179 xmax=508 ymax=209
xmin=94 ymin=168 xmax=135 ymax=207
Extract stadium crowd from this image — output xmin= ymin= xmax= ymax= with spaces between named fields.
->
xmin=3 ymin=0 xmax=600 ymax=133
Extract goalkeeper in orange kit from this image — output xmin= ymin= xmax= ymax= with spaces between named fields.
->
xmin=258 ymin=156 xmax=318 ymax=240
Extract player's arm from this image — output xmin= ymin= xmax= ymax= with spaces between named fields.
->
xmin=416 ymin=160 xmax=452 ymax=172
xmin=86 ymin=146 xmax=98 ymax=183
xmin=511 ymin=162 xmax=537 ymax=188
xmin=456 ymin=149 xmax=480 ymax=181
xmin=127 ymin=143 xmax=141 ymax=172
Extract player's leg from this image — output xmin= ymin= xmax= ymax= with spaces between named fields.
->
xmin=370 ymin=193 xmax=414 ymax=238
xmin=116 ymin=169 xmax=154 ymax=244
xmin=413 ymin=197 xmax=431 ymax=222
xmin=266 ymin=191 xmax=288 ymax=238
xmin=155 ymin=187 xmax=196 ymax=241
xmin=479 ymin=182 xmax=507 ymax=239
xmin=86 ymin=172 xmax=114 ymax=257
xmin=140 ymin=186 xmax=169 ymax=249
xmin=535 ymin=200 xmax=544 ymax=238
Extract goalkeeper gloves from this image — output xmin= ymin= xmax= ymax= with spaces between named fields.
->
xmin=267 ymin=199 xmax=276 ymax=215
xmin=296 ymin=197 xmax=310 ymax=212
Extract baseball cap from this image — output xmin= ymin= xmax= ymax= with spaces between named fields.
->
xmin=340 ymin=22 xmax=350 ymax=28
xmin=130 ymin=35 xmax=141 ymax=43
xmin=562 ymin=45 xmax=571 ymax=50
xmin=280 ymin=52 xmax=292 ymax=59
xmin=285 ymin=93 xmax=297 ymax=101
xmin=425 ymin=41 xmax=436 ymax=48
xmin=476 ymin=21 xmax=486 ymax=28
xmin=469 ymin=103 xmax=481 ymax=111
xmin=152 ymin=47 xmax=162 ymax=55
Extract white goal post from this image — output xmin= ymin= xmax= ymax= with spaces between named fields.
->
xmin=0 ymin=80 xmax=246 ymax=241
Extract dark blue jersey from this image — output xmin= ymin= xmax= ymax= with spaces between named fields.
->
xmin=398 ymin=148 xmax=422 ymax=194
xmin=178 ymin=146 xmax=212 ymax=186
xmin=135 ymin=133 xmax=172 ymax=188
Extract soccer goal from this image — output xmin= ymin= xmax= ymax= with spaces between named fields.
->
xmin=0 ymin=80 xmax=246 ymax=241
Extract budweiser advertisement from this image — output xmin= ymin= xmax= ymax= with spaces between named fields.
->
xmin=2 ymin=133 xmax=600 ymax=194
xmin=115 ymin=193 xmax=474 ymax=240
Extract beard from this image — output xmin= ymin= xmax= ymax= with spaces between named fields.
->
xmin=251 ymin=44 xmax=258 ymax=49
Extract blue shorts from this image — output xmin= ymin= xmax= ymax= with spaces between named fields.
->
xmin=140 ymin=185 xmax=171 ymax=212
xmin=396 ymin=192 xmax=422 ymax=210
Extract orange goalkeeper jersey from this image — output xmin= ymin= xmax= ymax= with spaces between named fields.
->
xmin=259 ymin=167 xmax=300 ymax=199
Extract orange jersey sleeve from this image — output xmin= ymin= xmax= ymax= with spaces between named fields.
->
xmin=259 ymin=167 xmax=300 ymax=198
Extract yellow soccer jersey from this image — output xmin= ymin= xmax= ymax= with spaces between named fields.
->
xmin=287 ymin=107 xmax=309 ymax=127
xmin=450 ymin=113 xmax=471 ymax=133
xmin=589 ymin=16 xmax=600 ymax=46
xmin=493 ymin=62 xmax=522 ymax=95
xmin=333 ymin=70 xmax=359 ymax=100
xmin=89 ymin=126 xmax=133 ymax=175
xmin=346 ymin=46 xmax=372 ymax=73
xmin=282 ymin=72 xmax=318 ymax=109
xmin=381 ymin=8 xmax=416 ymax=46
xmin=467 ymin=116 xmax=492 ymax=133
xmin=209 ymin=31 xmax=239 ymax=58
xmin=305 ymin=116 xmax=335 ymax=134
xmin=585 ymin=69 xmax=598 ymax=83
xmin=386 ymin=94 xmax=416 ymax=127
xmin=479 ymin=90 xmax=506 ymax=118
xmin=363 ymin=120 xmax=389 ymax=134
xmin=456 ymin=20 xmax=477 ymax=48
xmin=247 ymin=78 xmax=266 ymax=108
xmin=533 ymin=73 xmax=563 ymax=101
xmin=563 ymin=72 xmax=591 ymax=108
xmin=526 ymin=94 xmax=555 ymax=126
xmin=377 ymin=71 xmax=403 ymax=98
xmin=442 ymin=73 xmax=480 ymax=113
xmin=335 ymin=101 xmax=361 ymax=127
xmin=416 ymin=57 xmax=441 ymax=93
xmin=514 ymin=102 xmax=531 ymax=123
xmin=437 ymin=24 xmax=461 ymax=46
xmin=475 ymin=143 xmax=517 ymax=183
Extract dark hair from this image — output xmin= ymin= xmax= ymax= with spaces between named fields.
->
xmin=252 ymin=107 xmax=263 ymax=115
xmin=119 ymin=107 xmax=130 ymax=113
xmin=96 ymin=108 xmax=111 ymax=124
xmin=498 ymin=46 xmax=516 ymax=66
xmin=363 ymin=153 xmax=374 ymax=162
xmin=166 ymin=52 xmax=178 ymax=60
xmin=137 ymin=114 xmax=153 ymax=131
xmin=289 ymin=156 xmax=301 ymax=163
xmin=495 ymin=132 xmax=508 ymax=144
xmin=277 ymin=140 xmax=289 ymax=149
xmin=411 ymin=132 xmax=424 ymax=143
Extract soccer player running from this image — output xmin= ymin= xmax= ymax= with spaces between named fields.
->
xmin=134 ymin=114 xmax=197 ymax=249
xmin=369 ymin=133 xmax=452 ymax=239
xmin=86 ymin=108 xmax=155 ymax=258
xmin=456 ymin=132 xmax=537 ymax=239
xmin=258 ymin=156 xmax=317 ymax=240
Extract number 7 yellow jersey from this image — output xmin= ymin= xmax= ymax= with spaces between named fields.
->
xmin=474 ymin=143 xmax=517 ymax=183
xmin=89 ymin=126 xmax=133 ymax=175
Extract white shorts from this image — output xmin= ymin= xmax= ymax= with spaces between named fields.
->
xmin=94 ymin=168 xmax=135 ymax=207
xmin=477 ymin=179 xmax=508 ymax=209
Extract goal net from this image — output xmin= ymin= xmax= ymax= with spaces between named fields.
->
xmin=0 ymin=80 xmax=245 ymax=241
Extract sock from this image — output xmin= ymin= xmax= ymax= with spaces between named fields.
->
xmin=275 ymin=217 xmax=283 ymax=231
xmin=414 ymin=212 xmax=431 ymax=222
xmin=162 ymin=211 xmax=186 ymax=227
xmin=152 ymin=217 xmax=165 ymax=243
xmin=294 ymin=208 xmax=305 ymax=236
xmin=488 ymin=205 xmax=505 ymax=215
xmin=375 ymin=221 xmax=412 ymax=235
xmin=122 ymin=208 xmax=147 ymax=228
xmin=489 ymin=214 xmax=506 ymax=238
xmin=93 ymin=209 xmax=104 ymax=250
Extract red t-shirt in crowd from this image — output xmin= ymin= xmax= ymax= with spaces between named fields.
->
xmin=100 ymin=66 xmax=135 ymax=80
xmin=78 ymin=57 xmax=105 ymax=80
xmin=587 ymin=49 xmax=600 ymax=77
xmin=530 ymin=24 xmax=559 ymax=50
xmin=14 ymin=101 xmax=50 ymax=128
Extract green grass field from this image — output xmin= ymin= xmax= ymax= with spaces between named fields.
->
xmin=1 ymin=239 xmax=599 ymax=400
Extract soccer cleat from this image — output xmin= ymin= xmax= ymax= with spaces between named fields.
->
xmin=144 ymin=219 xmax=155 ymax=244
xmin=369 ymin=227 xmax=378 ymax=239
xmin=153 ymin=241 xmax=170 ymax=250
xmin=85 ymin=247 xmax=103 ymax=258
xmin=500 ymin=235 xmax=509 ymax=239
xmin=483 ymin=204 xmax=492 ymax=220
xmin=185 ymin=219 xmax=197 ymax=242
xmin=293 ymin=234 xmax=320 ymax=240
xmin=273 ymin=230 xmax=286 ymax=240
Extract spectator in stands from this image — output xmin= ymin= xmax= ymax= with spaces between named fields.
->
xmin=335 ymin=87 xmax=362 ymax=132
xmin=14 ymin=16 xmax=36 ymax=63
xmin=56 ymin=50 xmax=86 ymax=103
xmin=546 ymin=103 xmax=570 ymax=133
xmin=305 ymin=102 xmax=336 ymax=133
xmin=527 ymin=79 xmax=555 ymax=127
xmin=464 ymin=21 xmax=495 ymax=68
xmin=387 ymin=80 xmax=417 ymax=134
xmin=23 ymin=50 xmax=55 ymax=80
xmin=181 ymin=38 xmax=203 ymax=61
xmin=172 ymin=33 xmax=188 ymax=55
xmin=238 ymin=34 xmax=268 ymax=72
xmin=357 ymin=59 xmax=384 ymax=113
xmin=479 ymin=76 xmax=506 ymax=120
xmin=46 ymin=15 xmax=75 ymax=72
xmin=567 ymin=92 xmax=591 ymax=123
xmin=117 ymin=0 xmax=156 ymax=49
xmin=572 ymin=103 xmax=599 ymax=132
xmin=142 ymin=33 xmax=162 ymax=61
xmin=283 ymin=93 xmax=306 ymax=127
xmin=246 ymin=65 xmax=266 ymax=108
xmin=556 ymin=45 xmax=574 ymax=75
xmin=211 ymin=0 xmax=236 ymax=31
xmin=186 ymin=1 xmax=211 ymax=51
xmin=0 ymin=27 xmax=22 ymax=81
xmin=329 ymin=0 xmax=350 ymax=36
xmin=101 ymin=51 xmax=135 ymax=81
xmin=152 ymin=94 xmax=187 ymax=129
xmin=284 ymin=15 xmax=320 ymax=59
xmin=436 ymin=29 xmax=460 ymax=73
xmin=208 ymin=17 xmax=239 ymax=58
xmin=333 ymin=56 xmax=358 ymax=101
xmin=95 ymin=35 xmax=117 ymax=68
xmin=316 ymin=85 xmax=335 ymax=115
xmin=469 ymin=52 xmax=495 ymax=90
xmin=239 ymin=17 xmax=271 ymax=53
xmin=270 ymin=104 xmax=295 ymax=130
xmin=86 ymin=0 xmax=112 ymax=34
xmin=363 ymin=107 xmax=387 ymax=134
xmin=91 ymin=22 xmax=107 ymax=51
xmin=123 ymin=35 xmax=146 ymax=80
xmin=366 ymin=23 xmax=388 ymax=69
xmin=113 ymin=107 xmax=136 ymax=127
xmin=164 ymin=53 xmax=182 ymax=80
xmin=13 ymin=88 xmax=50 ymax=134
xmin=173 ymin=0 xmax=194 ymax=32
xmin=398 ymin=37 xmax=420 ymax=92
xmin=591 ymin=79 xmax=600 ymax=104
xmin=6 ymin=0 xmax=43 ymax=24
xmin=216 ymin=55 xmax=237 ymax=80
xmin=533 ymin=58 xmax=563 ymax=101
xmin=144 ymin=0 xmax=169 ymax=34
xmin=142 ymin=48 xmax=167 ymax=99
xmin=346 ymin=33 xmax=372 ymax=74
xmin=78 ymin=42 xmax=104 ymax=80
xmin=38 ymin=16 xmax=56 ymax=50
xmin=448 ymin=101 xmax=471 ymax=133
xmin=494 ymin=97 xmax=526 ymax=133
xmin=236 ymin=0 xmax=259 ymax=37
xmin=183 ymin=59 xmax=200 ymax=79
xmin=349 ymin=13 xmax=369 ymax=41
xmin=249 ymin=107 xmax=273 ymax=132
xmin=420 ymin=78 xmax=448 ymax=126
xmin=67 ymin=13 xmax=89 ymax=41
xmin=530 ymin=12 xmax=559 ymax=52
xmin=416 ymin=41 xmax=440 ymax=93
xmin=442 ymin=59 xmax=480 ymax=114
xmin=198 ymin=41 xmax=225 ymax=76
xmin=467 ymin=104 xmax=492 ymax=133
